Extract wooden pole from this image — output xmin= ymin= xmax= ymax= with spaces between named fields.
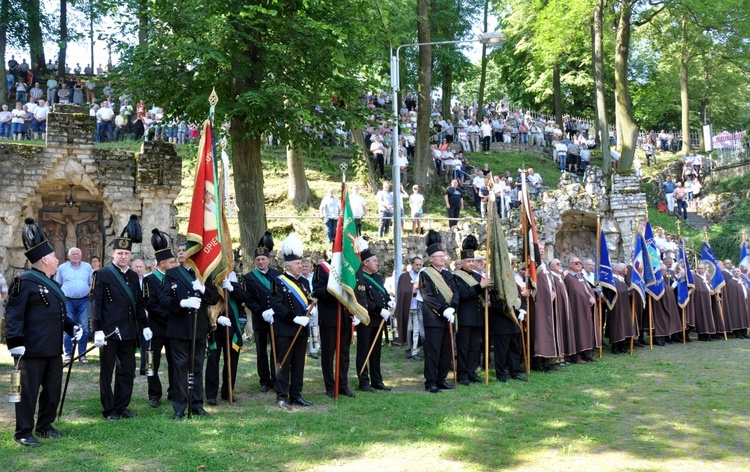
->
xmin=677 ymin=220 xmax=686 ymax=345
xmin=648 ymin=301 xmax=654 ymax=349
xmin=484 ymin=193 xmax=492 ymax=385
xmin=270 ymin=325 xmax=278 ymax=370
xmin=223 ymin=289 xmax=233 ymax=405
xmin=630 ymin=296 xmax=636 ymax=355
xmin=704 ymin=227 xmax=728 ymax=341
xmin=334 ymin=304 xmax=342 ymax=399
xmin=596 ymin=214 xmax=603 ymax=358
xmin=359 ymin=318 xmax=385 ymax=376
xmin=448 ymin=320 xmax=458 ymax=389
xmin=277 ymin=301 xmax=317 ymax=374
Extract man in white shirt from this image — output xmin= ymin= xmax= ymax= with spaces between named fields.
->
xmin=56 ymin=247 xmax=94 ymax=363
xmin=349 ymin=185 xmax=367 ymax=235
xmin=472 ymin=169 xmax=485 ymax=212
xmin=526 ymin=167 xmax=543 ymax=199
xmin=96 ymin=100 xmax=115 ymax=142
xmin=370 ymin=134 xmax=385 ymax=178
xmin=319 ymin=188 xmax=340 ymax=243
xmin=555 ymin=140 xmax=568 ymax=171
xmin=480 ymin=118 xmax=493 ymax=151
xmin=409 ymin=185 xmax=425 ymax=234
xmin=396 ymin=148 xmax=409 ymax=186
xmin=467 ymin=121 xmax=480 ymax=152
xmin=32 ymin=100 xmax=49 ymax=140
xmin=376 ymin=181 xmax=394 ymax=237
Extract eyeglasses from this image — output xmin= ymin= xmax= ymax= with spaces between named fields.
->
xmin=573 ymin=261 xmax=582 ymax=265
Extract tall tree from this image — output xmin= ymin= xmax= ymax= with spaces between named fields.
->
xmin=24 ymin=0 xmax=46 ymax=72
xmin=414 ymin=0 xmax=436 ymax=191
xmin=591 ymin=0 xmax=610 ymax=170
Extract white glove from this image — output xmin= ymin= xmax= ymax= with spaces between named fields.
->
xmin=9 ymin=346 xmax=26 ymax=356
xmin=671 ymin=281 xmax=678 ymax=289
xmin=387 ymin=300 xmax=396 ymax=310
xmin=94 ymin=330 xmax=106 ymax=347
xmin=262 ymin=308 xmax=275 ymax=324
xmin=143 ymin=327 xmax=153 ymax=341
xmin=518 ymin=309 xmax=527 ymax=322
xmin=192 ymin=280 xmax=206 ymax=294
xmin=217 ymin=316 xmax=232 ymax=327
xmin=310 ymin=306 xmax=318 ymax=318
xmin=352 ymin=316 xmax=361 ymax=327
xmin=443 ymin=307 xmax=455 ymax=324
xmin=73 ymin=325 xmax=84 ymax=341
xmin=293 ymin=316 xmax=310 ymax=327
xmin=380 ymin=309 xmax=391 ymax=321
xmin=221 ymin=278 xmax=234 ymax=292
xmin=180 ymin=297 xmax=202 ymax=309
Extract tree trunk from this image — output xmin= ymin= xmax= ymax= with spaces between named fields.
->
xmin=89 ymin=0 xmax=95 ymax=74
xmin=553 ymin=63 xmax=563 ymax=129
xmin=415 ymin=0 xmax=436 ymax=190
xmin=592 ymin=0 xmax=611 ymax=173
xmin=287 ymin=140 xmax=312 ymax=210
xmin=679 ymin=18 xmax=691 ymax=154
xmin=138 ymin=0 xmax=149 ymax=46
xmin=231 ymin=118 xmax=267 ymax=267
xmin=441 ymin=61 xmax=452 ymax=119
xmin=351 ymin=127 xmax=379 ymax=192
xmin=0 ymin=0 xmax=8 ymax=101
xmin=57 ymin=0 xmax=67 ymax=75
xmin=476 ymin=0 xmax=489 ymax=123
xmin=613 ymin=0 xmax=639 ymax=170
xmin=26 ymin=0 xmax=46 ymax=72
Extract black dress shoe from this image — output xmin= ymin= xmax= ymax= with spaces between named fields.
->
xmin=119 ymin=409 xmax=137 ymax=419
xmin=497 ymin=375 xmax=509 ymax=383
xmin=426 ymin=386 xmax=441 ymax=393
xmin=36 ymin=427 xmax=62 ymax=438
xmin=411 ymin=354 xmax=423 ymax=361
xmin=372 ymin=383 xmax=391 ymax=391
xmin=742 ymin=333 xmax=750 ymax=339
xmin=15 ymin=436 xmax=41 ymax=447
xmin=308 ymin=353 xmax=319 ymax=360
xmin=192 ymin=408 xmax=210 ymax=416
xmin=206 ymin=398 xmax=217 ymax=406
xmin=105 ymin=413 xmax=121 ymax=422
xmin=436 ymin=382 xmax=455 ymax=390
xmin=277 ymin=400 xmax=292 ymax=411
xmin=339 ymin=388 xmax=356 ymax=398
xmin=458 ymin=379 xmax=472 ymax=386
xmin=172 ymin=410 xmax=185 ymax=420
xmin=148 ymin=398 xmax=160 ymax=408
xmin=469 ymin=375 xmax=482 ymax=383
xmin=326 ymin=390 xmax=335 ymax=398
xmin=358 ymin=385 xmax=377 ymax=393
xmin=511 ymin=374 xmax=527 ymax=382
xmin=290 ymin=397 xmax=313 ymax=407
xmin=260 ymin=385 xmax=271 ymax=392
xmin=655 ymin=338 xmax=666 ymax=347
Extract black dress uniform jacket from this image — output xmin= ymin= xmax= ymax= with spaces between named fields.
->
xmin=232 ymin=268 xmax=282 ymax=330
xmin=90 ymin=264 xmax=147 ymax=341
xmin=159 ymin=267 xmax=219 ymax=340
xmin=143 ymin=270 xmax=169 ymax=337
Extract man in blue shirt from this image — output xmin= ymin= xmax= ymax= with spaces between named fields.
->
xmin=56 ymin=247 xmax=94 ymax=364
xmin=661 ymin=176 xmax=676 ymax=213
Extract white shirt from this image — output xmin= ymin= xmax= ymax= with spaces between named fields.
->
xmin=409 ymin=193 xmax=424 ymax=214
xmin=11 ymin=108 xmax=26 ymax=124
xmin=33 ymin=105 xmax=49 ymax=121
xmin=481 ymin=122 xmax=493 ymax=137
xmin=349 ymin=193 xmax=367 ymax=218
xmin=97 ymin=106 xmax=114 ymax=121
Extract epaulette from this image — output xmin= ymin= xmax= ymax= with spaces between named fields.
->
xmin=10 ymin=277 xmax=21 ymax=298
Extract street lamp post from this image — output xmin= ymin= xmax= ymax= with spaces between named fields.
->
xmin=389 ymin=32 xmax=506 ymax=278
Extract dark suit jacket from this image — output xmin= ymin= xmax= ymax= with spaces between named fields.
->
xmin=90 ymin=264 xmax=147 ymax=341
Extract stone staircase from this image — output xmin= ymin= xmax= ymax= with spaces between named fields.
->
xmin=684 ymin=208 xmax=712 ymax=231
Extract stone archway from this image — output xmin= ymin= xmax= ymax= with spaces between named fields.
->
xmin=553 ymin=211 xmax=599 ymax=265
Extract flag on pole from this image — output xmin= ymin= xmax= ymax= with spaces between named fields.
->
xmin=597 ymin=229 xmax=617 ymax=309
xmin=676 ymin=237 xmax=694 ymax=309
xmin=643 ymin=222 xmax=665 ymax=300
xmin=740 ymin=239 xmax=749 ymax=269
xmin=700 ymin=241 xmax=725 ymax=291
xmin=631 ymin=233 xmax=647 ymax=308
xmin=185 ymin=120 xmax=232 ymax=286
xmin=327 ymin=186 xmax=369 ymax=324
xmin=489 ymin=211 xmax=520 ymax=325
xmin=520 ymin=178 xmax=539 ymax=290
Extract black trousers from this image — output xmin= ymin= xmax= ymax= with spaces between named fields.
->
xmin=423 ymin=326 xmax=452 ymax=388
xmin=275 ymin=334 xmax=308 ymax=401
xmin=355 ymin=323 xmax=383 ymax=387
xmin=170 ymin=337 xmax=206 ymax=413
xmin=146 ymin=334 xmax=174 ymax=401
xmin=447 ymin=206 xmax=461 ymax=227
xmin=456 ymin=325 xmax=483 ymax=381
xmin=320 ymin=324 xmax=352 ymax=393
xmin=205 ymin=326 xmax=241 ymax=401
xmin=373 ymin=153 xmax=385 ymax=177
xmin=482 ymin=135 xmax=491 ymax=151
xmin=99 ymin=338 xmax=136 ymax=417
xmin=493 ymin=333 xmax=522 ymax=377
xmin=254 ymin=329 xmax=276 ymax=388
xmin=15 ymin=356 xmax=62 ymax=439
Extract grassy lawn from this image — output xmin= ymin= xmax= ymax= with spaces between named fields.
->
xmin=1 ymin=337 xmax=748 ymax=471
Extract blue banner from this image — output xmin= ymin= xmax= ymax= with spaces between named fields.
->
xmin=677 ymin=237 xmax=694 ymax=308
xmin=740 ymin=240 xmax=749 ymax=269
xmin=598 ymin=229 xmax=617 ymax=310
xmin=700 ymin=242 xmax=725 ymax=291
xmin=643 ymin=222 xmax=665 ymax=300
xmin=631 ymin=233 xmax=647 ymax=307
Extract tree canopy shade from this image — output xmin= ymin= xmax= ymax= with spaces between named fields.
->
xmin=112 ymin=0 xmax=387 ymax=259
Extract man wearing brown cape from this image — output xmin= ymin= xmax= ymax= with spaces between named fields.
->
xmin=609 ymin=264 xmax=637 ymax=354
xmin=550 ymin=259 xmax=576 ymax=366
xmin=394 ymin=257 xmax=424 ymax=360
xmin=724 ymin=266 xmax=749 ymax=339
xmin=692 ymin=263 xmax=717 ymax=341
xmin=651 ymin=264 xmax=683 ymax=345
xmin=564 ymin=256 xmax=599 ymax=363
xmin=530 ymin=259 xmax=563 ymax=372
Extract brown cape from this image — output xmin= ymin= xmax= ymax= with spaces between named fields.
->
xmin=564 ymin=272 xmax=601 ymax=352
xmin=691 ymin=272 xmax=716 ymax=334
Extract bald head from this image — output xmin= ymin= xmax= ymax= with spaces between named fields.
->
xmin=568 ymin=257 xmax=582 ymax=273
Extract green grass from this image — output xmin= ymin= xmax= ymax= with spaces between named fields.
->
xmin=1 ymin=338 xmax=749 ymax=471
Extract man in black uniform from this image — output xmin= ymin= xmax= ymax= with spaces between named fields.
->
xmin=229 ymin=232 xmax=279 ymax=392
xmin=159 ymin=243 xmax=220 ymax=419
xmin=490 ymin=266 xmax=527 ymax=382
xmin=6 ymin=218 xmax=81 ymax=446
xmin=269 ymin=233 xmax=312 ymax=410
xmin=453 ymin=235 xmax=492 ymax=385
xmin=420 ymin=231 xmax=460 ymax=393
xmin=206 ymin=269 xmax=241 ymax=404
xmin=90 ymin=215 xmax=148 ymax=421
xmin=142 ymin=228 xmax=177 ymax=408
xmin=356 ymin=248 xmax=394 ymax=393
xmin=311 ymin=258 xmax=363 ymax=398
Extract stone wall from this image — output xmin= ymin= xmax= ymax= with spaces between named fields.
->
xmin=450 ymin=141 xmax=553 ymax=158
xmin=0 ymin=105 xmax=182 ymax=277
xmin=712 ymin=161 xmax=750 ymax=180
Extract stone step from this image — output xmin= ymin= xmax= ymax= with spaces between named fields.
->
xmin=684 ymin=210 xmax=712 ymax=230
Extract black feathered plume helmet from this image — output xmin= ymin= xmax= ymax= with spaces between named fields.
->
xmin=22 ymin=217 xmax=54 ymax=264
xmin=151 ymin=228 xmax=175 ymax=262
xmin=255 ymin=231 xmax=274 ymax=259
xmin=112 ymin=215 xmax=142 ymax=252
xmin=425 ymin=230 xmax=443 ymax=257
xmin=461 ymin=234 xmax=478 ymax=260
